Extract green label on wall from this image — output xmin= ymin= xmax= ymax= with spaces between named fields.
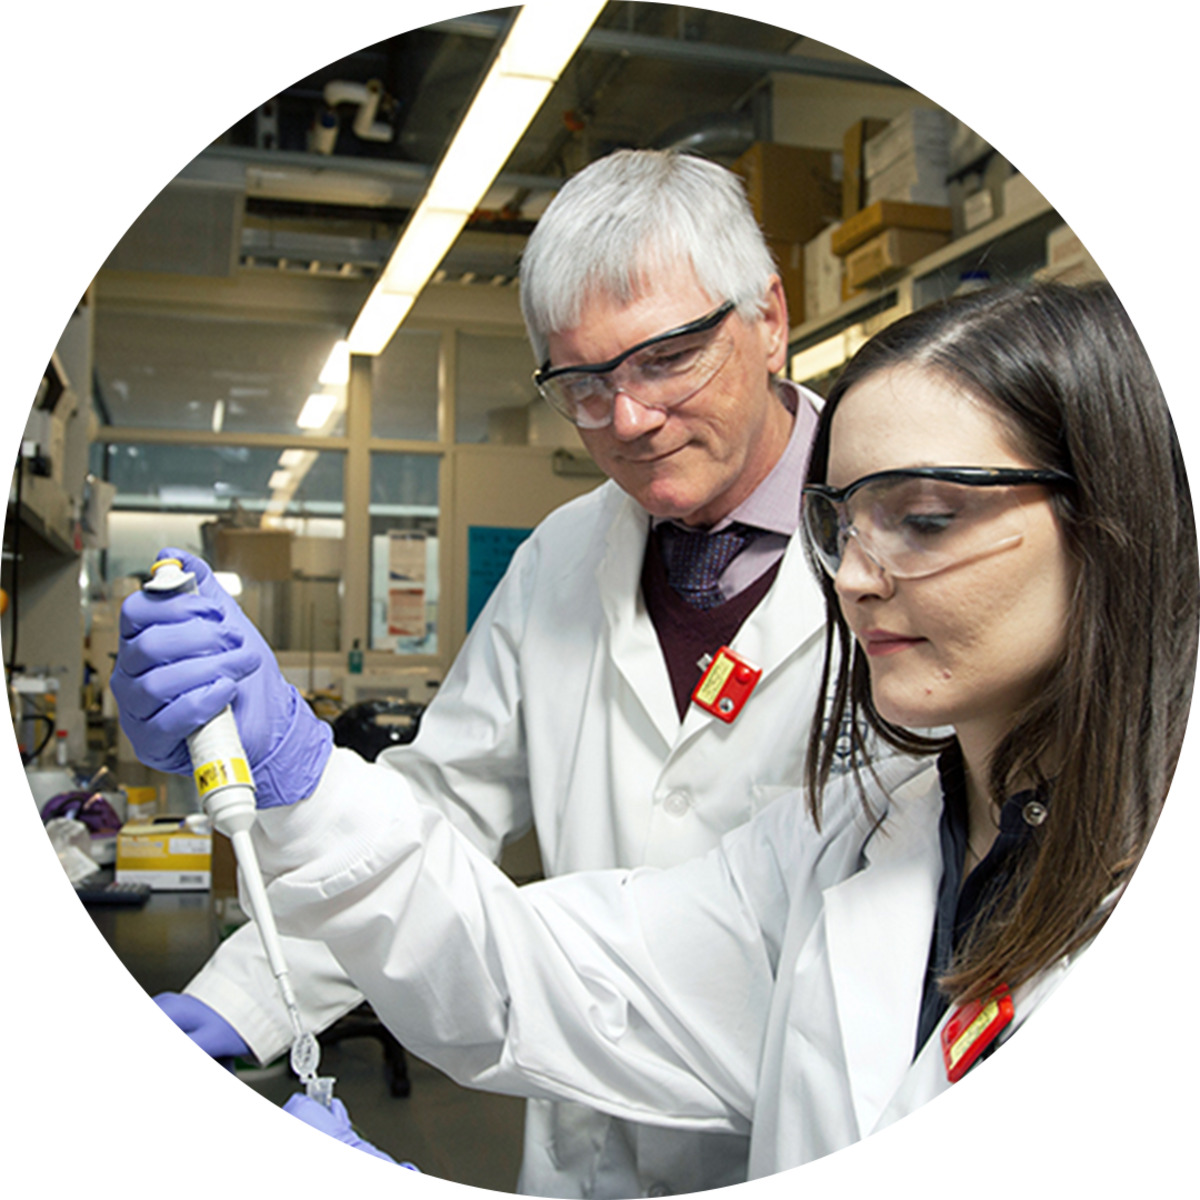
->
xmin=467 ymin=526 xmax=533 ymax=629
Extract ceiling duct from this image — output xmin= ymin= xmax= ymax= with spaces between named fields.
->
xmin=429 ymin=14 xmax=909 ymax=88
xmin=653 ymin=112 xmax=757 ymax=160
xmin=102 ymin=177 xmax=244 ymax=277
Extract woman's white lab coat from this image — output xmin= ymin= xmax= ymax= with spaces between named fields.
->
xmin=251 ymin=748 xmax=1077 ymax=1179
xmin=189 ymin=398 xmax=837 ymax=1196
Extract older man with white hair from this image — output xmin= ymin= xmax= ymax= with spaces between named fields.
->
xmin=117 ymin=148 xmax=830 ymax=1198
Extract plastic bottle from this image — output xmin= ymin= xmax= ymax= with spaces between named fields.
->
xmin=953 ymin=269 xmax=992 ymax=296
xmin=348 ymin=639 xmax=364 ymax=675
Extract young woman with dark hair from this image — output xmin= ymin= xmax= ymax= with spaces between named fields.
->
xmin=803 ymin=281 xmax=1196 ymax=1010
xmin=115 ymin=282 xmax=1197 ymax=1179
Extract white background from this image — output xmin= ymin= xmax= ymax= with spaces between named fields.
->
xmin=4 ymin=2 xmax=1193 ymax=1195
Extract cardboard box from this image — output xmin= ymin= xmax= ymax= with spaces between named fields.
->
xmin=844 ymin=228 xmax=952 ymax=289
xmin=962 ymin=187 xmax=997 ymax=232
xmin=866 ymin=152 xmax=950 ymax=207
xmin=863 ymin=108 xmax=949 ymax=178
xmin=116 ymin=816 xmax=212 ymax=890
xmin=842 ymin=118 xmax=890 ymax=220
xmin=1037 ymin=225 xmax=1105 ymax=285
xmin=123 ymin=785 xmax=160 ymax=822
xmin=831 ymin=200 xmax=954 ymax=257
xmin=767 ymin=237 xmax=806 ymax=326
xmin=732 ymin=142 xmax=842 ymax=245
xmin=804 ymin=225 xmax=843 ymax=322
xmin=1003 ymin=173 xmax=1049 ymax=222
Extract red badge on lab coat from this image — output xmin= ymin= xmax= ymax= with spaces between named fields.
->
xmin=691 ymin=646 xmax=763 ymax=723
xmin=941 ymin=984 xmax=1014 ymax=1082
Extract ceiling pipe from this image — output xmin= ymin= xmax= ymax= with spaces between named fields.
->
xmin=429 ymin=14 xmax=911 ymax=88
xmin=654 ymin=112 xmax=758 ymax=159
xmin=188 ymin=145 xmax=566 ymax=210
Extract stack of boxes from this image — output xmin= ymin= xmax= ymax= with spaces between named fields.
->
xmin=731 ymin=142 xmax=842 ymax=327
xmin=842 ymin=108 xmax=954 ymax=289
xmin=864 ymin=108 xmax=950 ymax=208
xmin=773 ymin=108 xmax=1068 ymax=327
xmin=833 ymin=200 xmax=953 ymax=291
xmin=1036 ymin=225 xmax=1105 ymax=286
xmin=801 ymin=108 xmax=957 ymax=312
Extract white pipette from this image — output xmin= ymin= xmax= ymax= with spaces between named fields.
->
xmin=145 ymin=557 xmax=335 ymax=1107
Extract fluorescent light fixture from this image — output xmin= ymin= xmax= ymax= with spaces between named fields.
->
xmin=347 ymin=0 xmax=605 ymax=356
xmin=211 ymin=398 xmax=225 ymax=433
xmin=318 ymin=339 xmax=351 ymax=386
xmin=495 ymin=4 xmax=603 ymax=79
xmin=347 ymin=289 xmax=417 ymax=356
xmin=421 ymin=73 xmax=559 ymax=213
xmin=378 ymin=208 xmax=472 ymax=295
xmin=297 ymin=392 xmax=338 ymax=429
xmin=214 ymin=571 xmax=243 ymax=598
xmin=278 ymin=448 xmax=307 ymax=468
xmin=268 ymin=469 xmax=292 ymax=490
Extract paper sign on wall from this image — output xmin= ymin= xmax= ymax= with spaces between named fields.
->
xmin=387 ymin=531 xmax=427 ymax=638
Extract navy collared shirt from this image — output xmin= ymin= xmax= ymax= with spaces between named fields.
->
xmin=915 ymin=746 xmax=1044 ymax=1059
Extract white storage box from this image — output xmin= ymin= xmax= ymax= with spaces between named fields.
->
xmin=867 ymin=152 xmax=950 ymax=207
xmin=804 ymin=225 xmax=843 ymax=321
xmin=864 ymin=108 xmax=948 ymax=178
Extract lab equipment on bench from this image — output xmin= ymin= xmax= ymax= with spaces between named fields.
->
xmin=142 ymin=556 xmax=335 ymax=1108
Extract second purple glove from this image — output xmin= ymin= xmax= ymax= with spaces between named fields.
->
xmin=154 ymin=992 xmax=250 ymax=1062
xmin=283 ymin=1093 xmax=418 ymax=1167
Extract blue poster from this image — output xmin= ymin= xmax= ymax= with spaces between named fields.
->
xmin=467 ymin=526 xmax=534 ymax=629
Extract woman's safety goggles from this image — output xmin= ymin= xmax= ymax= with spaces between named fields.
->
xmin=533 ymin=301 xmax=736 ymax=429
xmin=802 ymin=466 xmax=1073 ymax=580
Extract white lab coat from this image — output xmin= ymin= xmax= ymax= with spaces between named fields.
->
xmin=251 ymin=749 xmax=1077 ymax=1180
xmin=187 ymin=387 xmax=834 ymax=1196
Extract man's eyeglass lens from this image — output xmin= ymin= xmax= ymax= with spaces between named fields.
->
xmin=803 ymin=471 xmax=1063 ymax=579
xmin=536 ymin=304 xmax=735 ymax=429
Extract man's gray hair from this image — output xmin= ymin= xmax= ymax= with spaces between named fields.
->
xmin=519 ymin=149 xmax=778 ymax=365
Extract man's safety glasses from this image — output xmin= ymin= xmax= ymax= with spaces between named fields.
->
xmin=802 ymin=466 xmax=1074 ymax=580
xmin=533 ymin=301 xmax=736 ymax=429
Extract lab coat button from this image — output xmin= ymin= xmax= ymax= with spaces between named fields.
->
xmin=662 ymin=791 xmax=691 ymax=817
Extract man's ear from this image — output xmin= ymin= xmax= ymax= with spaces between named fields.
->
xmin=759 ymin=275 xmax=789 ymax=376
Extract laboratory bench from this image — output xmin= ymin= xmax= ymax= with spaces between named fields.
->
xmin=73 ymin=869 xmax=524 ymax=1188
xmin=75 ymin=868 xmax=229 ymax=995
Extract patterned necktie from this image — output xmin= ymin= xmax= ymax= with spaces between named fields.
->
xmin=658 ymin=522 xmax=756 ymax=610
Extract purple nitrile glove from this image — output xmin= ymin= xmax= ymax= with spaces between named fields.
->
xmin=283 ymin=1094 xmax=417 ymax=1168
xmin=154 ymin=992 xmax=250 ymax=1063
xmin=111 ymin=548 xmax=332 ymax=807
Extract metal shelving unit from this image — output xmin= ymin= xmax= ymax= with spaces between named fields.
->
xmin=788 ymin=196 xmax=1062 ymax=392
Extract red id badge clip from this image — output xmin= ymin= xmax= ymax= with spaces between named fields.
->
xmin=941 ymin=984 xmax=1015 ymax=1083
xmin=691 ymin=646 xmax=763 ymax=723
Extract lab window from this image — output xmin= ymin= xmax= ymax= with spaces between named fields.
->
xmin=95 ymin=442 xmax=346 ymax=653
xmin=371 ymin=327 xmax=440 ymax=441
xmin=94 ymin=310 xmax=348 ymax=437
xmin=455 ymin=331 xmax=540 ymax=444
